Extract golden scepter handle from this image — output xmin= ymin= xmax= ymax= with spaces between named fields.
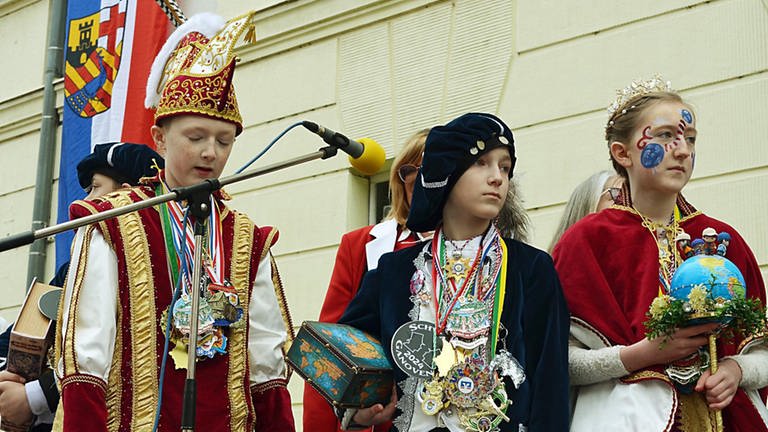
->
xmin=708 ymin=333 xmax=723 ymax=432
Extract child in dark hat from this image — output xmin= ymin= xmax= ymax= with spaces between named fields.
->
xmin=0 ymin=142 xmax=162 ymax=432
xmin=339 ymin=112 xmax=570 ymax=431
xmin=75 ymin=142 xmax=163 ymax=199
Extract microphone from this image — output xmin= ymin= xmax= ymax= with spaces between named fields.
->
xmin=302 ymin=121 xmax=385 ymax=175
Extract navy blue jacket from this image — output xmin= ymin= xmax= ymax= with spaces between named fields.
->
xmin=340 ymin=238 xmax=570 ymax=432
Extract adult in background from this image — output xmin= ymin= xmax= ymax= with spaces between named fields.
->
xmin=548 ymin=170 xmax=623 ymax=252
xmin=303 ymin=129 xmax=430 ymax=432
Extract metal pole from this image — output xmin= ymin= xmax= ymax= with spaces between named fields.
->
xmin=0 ymin=147 xmax=337 ymax=253
xmin=26 ymin=0 xmax=67 ymax=287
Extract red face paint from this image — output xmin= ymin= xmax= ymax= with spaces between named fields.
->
xmin=636 ymin=126 xmax=652 ymax=150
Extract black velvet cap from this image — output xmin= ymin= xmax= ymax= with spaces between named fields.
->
xmin=406 ymin=112 xmax=515 ymax=232
xmin=77 ymin=142 xmax=164 ymax=190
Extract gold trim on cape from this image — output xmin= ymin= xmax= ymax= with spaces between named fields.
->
xmin=227 ymin=212 xmax=255 ymax=430
xmin=58 ymin=225 xmax=95 ymax=376
xmin=108 ymin=192 xmax=159 ymax=430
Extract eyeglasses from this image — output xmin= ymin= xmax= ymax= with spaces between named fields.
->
xmin=601 ymin=187 xmax=622 ymax=202
xmin=397 ymin=164 xmax=420 ymax=183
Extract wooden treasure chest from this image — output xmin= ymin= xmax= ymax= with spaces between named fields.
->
xmin=286 ymin=321 xmax=393 ymax=409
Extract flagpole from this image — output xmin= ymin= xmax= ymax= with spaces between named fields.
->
xmin=26 ymin=0 xmax=67 ymax=288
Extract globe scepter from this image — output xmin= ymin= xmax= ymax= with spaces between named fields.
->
xmin=645 ymin=229 xmax=767 ymax=431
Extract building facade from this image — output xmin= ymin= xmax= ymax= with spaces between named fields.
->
xmin=0 ymin=0 xmax=766 ymax=426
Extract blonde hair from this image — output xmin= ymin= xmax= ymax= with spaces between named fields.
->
xmin=496 ymin=179 xmax=530 ymax=243
xmin=605 ymin=91 xmax=693 ymax=178
xmin=547 ymin=170 xmax=614 ymax=252
xmin=385 ymin=129 xmax=430 ymax=225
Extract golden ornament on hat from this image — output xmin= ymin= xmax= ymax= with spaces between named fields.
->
xmin=146 ymin=12 xmax=257 ymax=135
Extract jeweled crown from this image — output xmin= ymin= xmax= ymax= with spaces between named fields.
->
xmin=607 ymin=74 xmax=673 ymax=116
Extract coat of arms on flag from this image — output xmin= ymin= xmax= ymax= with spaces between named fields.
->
xmin=64 ymin=0 xmax=127 ymax=117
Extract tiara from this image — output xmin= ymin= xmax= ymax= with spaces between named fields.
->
xmin=607 ymin=74 xmax=673 ymax=117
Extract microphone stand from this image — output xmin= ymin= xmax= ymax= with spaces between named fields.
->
xmin=0 ymin=145 xmax=339 ymax=431
xmin=180 ymin=185 xmax=211 ymax=432
xmin=0 ymin=146 xmax=337 ymax=253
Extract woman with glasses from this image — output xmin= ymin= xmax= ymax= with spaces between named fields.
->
xmin=303 ymin=129 xmax=432 ymax=432
xmin=547 ymin=170 xmax=624 ymax=252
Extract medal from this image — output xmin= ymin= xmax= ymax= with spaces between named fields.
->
xmin=457 ymin=384 xmax=511 ymax=432
xmin=443 ymin=256 xmax=471 ymax=281
xmin=445 ymin=297 xmax=491 ymax=350
xmin=158 ymin=181 xmax=241 ymax=360
xmin=445 ymin=361 xmax=493 ymax=408
xmin=409 ymin=270 xmax=431 ymax=306
xmin=418 ymin=378 xmax=446 ymax=416
xmin=391 ymin=321 xmax=436 ymax=379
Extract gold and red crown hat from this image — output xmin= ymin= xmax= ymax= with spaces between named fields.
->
xmin=145 ymin=12 xmax=256 ymax=135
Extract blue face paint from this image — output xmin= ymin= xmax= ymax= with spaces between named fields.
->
xmin=641 ymin=143 xmax=665 ymax=168
xmin=681 ymin=109 xmax=693 ymax=124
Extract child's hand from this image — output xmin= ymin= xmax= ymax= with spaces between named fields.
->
xmin=621 ymin=323 xmax=719 ymax=371
xmin=350 ymin=387 xmax=398 ymax=427
xmin=695 ymin=358 xmax=742 ymax=410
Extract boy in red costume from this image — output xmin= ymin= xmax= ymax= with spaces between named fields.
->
xmin=54 ymin=13 xmax=295 ymax=432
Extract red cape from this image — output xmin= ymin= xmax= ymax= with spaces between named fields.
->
xmin=553 ymin=197 xmax=767 ymax=431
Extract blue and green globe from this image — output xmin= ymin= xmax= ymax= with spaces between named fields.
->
xmin=670 ymin=255 xmax=746 ymax=302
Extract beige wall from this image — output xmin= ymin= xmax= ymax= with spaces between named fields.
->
xmin=0 ymin=0 xmax=766 ymax=427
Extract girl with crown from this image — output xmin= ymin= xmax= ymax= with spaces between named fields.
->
xmin=553 ymin=77 xmax=768 ymax=431
xmin=338 ymin=113 xmax=570 ymax=431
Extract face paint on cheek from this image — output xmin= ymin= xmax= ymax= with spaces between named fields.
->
xmin=691 ymin=152 xmax=696 ymax=170
xmin=641 ymin=142 xmax=665 ymax=169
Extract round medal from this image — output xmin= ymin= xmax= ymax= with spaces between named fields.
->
xmin=421 ymin=397 xmax=442 ymax=416
xmin=391 ymin=321 xmax=436 ymax=379
xmin=417 ymin=377 xmax=446 ymax=416
xmin=445 ymin=361 xmax=493 ymax=408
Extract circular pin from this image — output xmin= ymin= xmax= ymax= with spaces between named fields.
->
xmin=499 ymin=136 xmax=509 ymax=145
xmin=469 ymin=147 xmax=479 ymax=155
xmin=457 ymin=376 xmax=475 ymax=394
xmin=451 ymin=262 xmax=465 ymax=274
xmin=476 ymin=140 xmax=485 ymax=150
xmin=39 ymin=289 xmax=62 ymax=321
xmin=391 ymin=321 xmax=436 ymax=379
xmin=421 ymin=397 xmax=442 ymax=416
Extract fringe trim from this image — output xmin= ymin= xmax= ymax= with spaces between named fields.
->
xmin=60 ymin=373 xmax=108 ymax=393
xmin=59 ymin=226 xmax=95 ymax=376
xmin=108 ymin=192 xmax=159 ymax=430
xmin=229 ymin=212 xmax=255 ymax=431
xmin=250 ymin=378 xmax=288 ymax=394
xmin=270 ymin=254 xmax=295 ymax=371
xmin=105 ymin=295 xmax=123 ymax=432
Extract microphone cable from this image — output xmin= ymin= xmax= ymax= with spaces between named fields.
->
xmin=154 ymin=120 xmax=302 ymax=429
xmin=153 ymin=206 xmax=191 ymax=432
xmin=235 ymin=121 xmax=305 ymax=174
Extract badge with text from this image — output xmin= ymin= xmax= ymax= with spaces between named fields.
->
xmin=391 ymin=321 xmax=436 ymax=378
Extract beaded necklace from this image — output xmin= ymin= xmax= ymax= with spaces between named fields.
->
xmin=635 ymin=204 xmax=683 ymax=295
xmin=431 ymin=228 xmax=484 ymax=336
xmin=430 ymin=226 xmax=507 ymax=355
